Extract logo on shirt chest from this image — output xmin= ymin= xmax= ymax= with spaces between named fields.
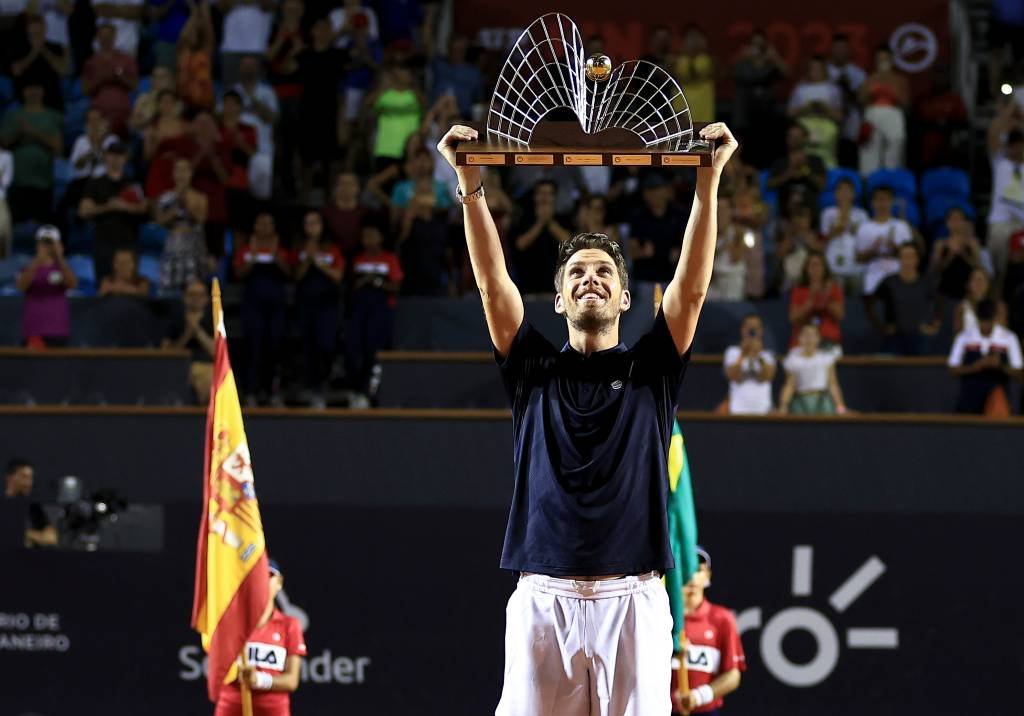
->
xmin=610 ymin=379 xmax=623 ymax=390
xmin=246 ymin=641 xmax=287 ymax=672
xmin=685 ymin=643 xmax=722 ymax=674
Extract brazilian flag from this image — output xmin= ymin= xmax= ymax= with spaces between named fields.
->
xmin=665 ymin=419 xmax=698 ymax=652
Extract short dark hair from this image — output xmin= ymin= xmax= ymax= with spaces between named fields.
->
xmin=533 ymin=179 xmax=558 ymax=195
xmin=223 ymin=89 xmax=243 ymax=105
xmin=554 ymin=233 xmax=629 ymax=292
xmin=832 ymin=32 xmax=850 ymax=44
xmin=5 ymin=458 xmax=31 ymax=477
xmin=898 ymin=242 xmax=919 ymax=257
xmin=834 ymin=177 xmax=856 ymax=192
xmin=1008 ymin=129 xmax=1024 ymax=145
xmin=976 ymin=298 xmax=997 ymax=321
xmin=871 ymin=185 xmax=895 ymax=198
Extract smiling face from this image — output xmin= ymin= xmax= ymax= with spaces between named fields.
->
xmin=554 ymin=248 xmax=630 ymax=334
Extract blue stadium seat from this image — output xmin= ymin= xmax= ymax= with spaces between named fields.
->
xmin=63 ymin=97 xmax=91 ymax=145
xmin=11 ymin=221 xmax=39 ymax=255
xmin=0 ymin=76 xmax=13 ymax=106
xmin=825 ymin=168 xmax=863 ymax=199
xmin=138 ymin=254 xmax=161 ymax=288
xmin=866 ymin=168 xmax=917 ymax=201
xmin=889 ymin=198 xmax=920 ymax=228
xmin=66 ymin=222 xmax=95 ymax=254
xmin=920 ymin=167 xmax=970 ymax=200
xmin=67 ymin=254 xmax=96 ymax=296
xmin=925 ymin=195 xmax=975 ymax=229
xmin=139 ymin=222 xmax=168 ymax=256
xmin=62 ymin=77 xmax=84 ymax=102
xmin=759 ymin=169 xmax=779 ymax=216
xmin=0 ymin=255 xmax=30 ymax=295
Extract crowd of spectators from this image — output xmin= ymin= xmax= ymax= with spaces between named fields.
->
xmin=1 ymin=5 xmax=1023 ymax=412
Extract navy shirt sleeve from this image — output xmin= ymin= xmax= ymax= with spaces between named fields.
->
xmin=494 ymin=319 xmax=558 ymax=411
xmin=632 ymin=308 xmax=692 ymax=409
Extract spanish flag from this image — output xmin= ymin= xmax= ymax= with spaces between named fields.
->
xmin=191 ymin=279 xmax=269 ymax=702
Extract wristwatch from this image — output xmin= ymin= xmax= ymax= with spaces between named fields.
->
xmin=456 ymin=183 xmax=485 ymax=204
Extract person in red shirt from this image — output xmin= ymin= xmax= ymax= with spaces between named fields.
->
xmin=345 ymin=221 xmax=403 ymax=407
xmin=788 ymin=251 xmax=844 ymax=348
xmin=296 ymin=210 xmax=345 ymax=408
xmin=214 ymin=558 xmax=307 ymax=716
xmin=234 ymin=211 xmax=294 ymax=406
xmin=672 ymin=547 xmax=745 ymax=715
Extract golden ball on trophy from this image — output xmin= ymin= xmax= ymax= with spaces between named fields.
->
xmin=585 ymin=53 xmax=612 ymax=82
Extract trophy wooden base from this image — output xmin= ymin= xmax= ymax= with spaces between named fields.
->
xmin=453 ymin=121 xmax=713 ymax=168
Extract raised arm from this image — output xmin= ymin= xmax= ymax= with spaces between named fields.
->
xmin=437 ymin=125 xmax=524 ymax=356
xmin=661 ymin=123 xmax=738 ymax=355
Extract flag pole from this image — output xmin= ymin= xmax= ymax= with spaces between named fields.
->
xmin=654 ymin=283 xmax=691 ymax=710
xmin=239 ymin=647 xmax=254 ymax=716
xmin=211 ymin=278 xmax=223 ymax=334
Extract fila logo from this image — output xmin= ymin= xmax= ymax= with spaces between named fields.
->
xmin=247 ymin=642 xmax=287 ymax=672
xmin=610 ymin=380 xmax=623 ymax=390
xmin=685 ymin=644 xmax=721 ymax=674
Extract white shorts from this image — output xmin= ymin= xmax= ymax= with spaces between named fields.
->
xmin=495 ymin=571 xmax=673 ymax=716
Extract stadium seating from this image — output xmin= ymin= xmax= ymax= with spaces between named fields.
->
xmin=825 ymin=167 xmax=863 ymax=198
xmin=759 ymin=169 xmax=779 ymax=214
xmin=138 ymin=254 xmax=161 ymax=289
xmin=0 ymin=255 xmax=29 ymax=296
xmin=139 ymin=222 xmax=168 ymax=256
xmin=925 ymin=194 xmax=975 ymax=233
xmin=921 ymin=166 xmax=970 ymax=200
xmin=866 ymin=168 xmax=917 ymax=201
xmin=67 ymin=254 xmax=97 ymax=296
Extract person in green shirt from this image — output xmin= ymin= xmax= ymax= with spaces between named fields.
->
xmin=1 ymin=81 xmax=63 ymax=224
xmin=367 ymin=65 xmax=425 ymax=172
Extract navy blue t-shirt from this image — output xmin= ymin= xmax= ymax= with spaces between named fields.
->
xmin=496 ymin=310 xmax=690 ymax=576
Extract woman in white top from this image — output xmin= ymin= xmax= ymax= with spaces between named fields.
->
xmin=779 ymin=322 xmax=847 ymax=415
xmin=954 ymin=267 xmax=1009 ymax=334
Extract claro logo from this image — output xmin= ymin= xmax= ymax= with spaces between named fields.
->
xmin=179 ymin=585 xmax=371 ymax=685
xmin=736 ymin=546 xmax=898 ymax=688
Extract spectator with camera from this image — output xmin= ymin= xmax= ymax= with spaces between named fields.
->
xmin=779 ymin=322 xmax=847 ymax=415
xmin=723 ymin=314 xmax=776 ymax=415
xmin=16 ymin=225 xmax=77 ymax=348
xmin=949 ymin=299 xmax=1023 ymax=416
